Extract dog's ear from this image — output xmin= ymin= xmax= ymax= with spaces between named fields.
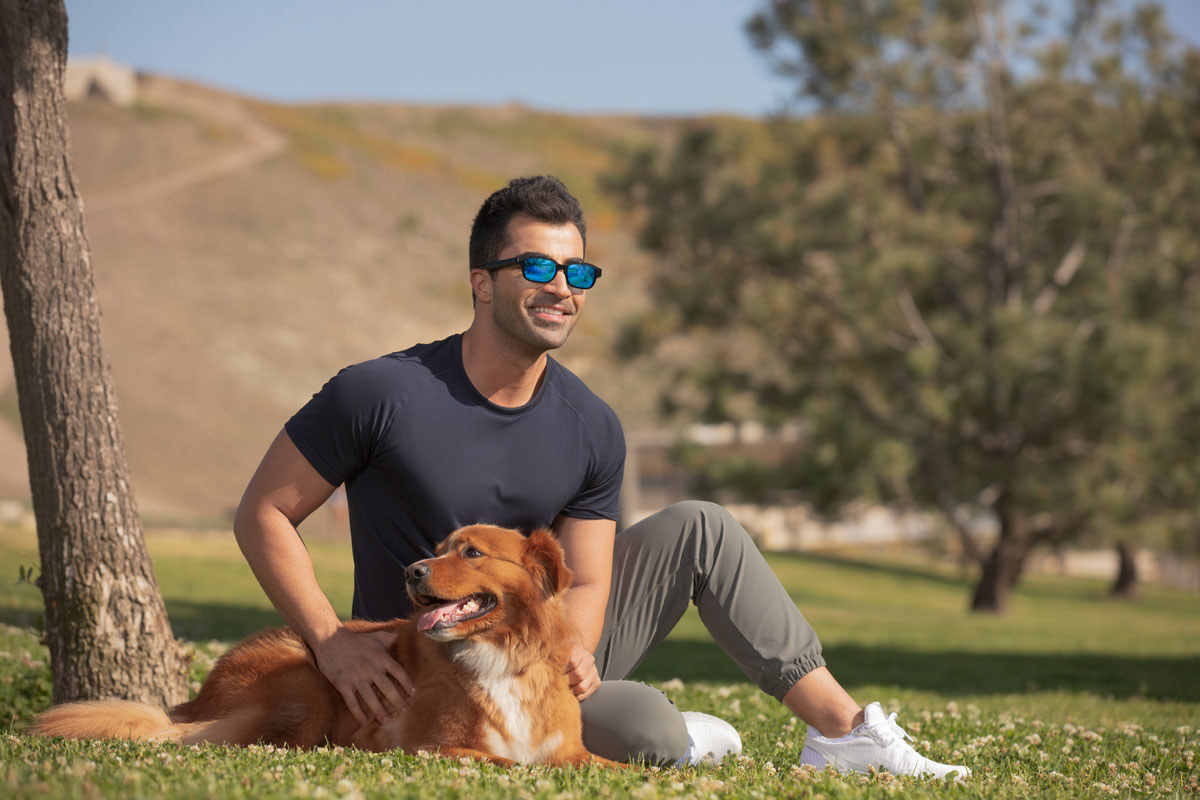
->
xmin=521 ymin=529 xmax=572 ymax=598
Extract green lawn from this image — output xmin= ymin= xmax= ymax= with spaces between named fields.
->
xmin=1 ymin=523 xmax=1198 ymax=798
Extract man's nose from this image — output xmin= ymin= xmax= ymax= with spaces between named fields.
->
xmin=406 ymin=563 xmax=431 ymax=584
xmin=543 ymin=268 xmax=572 ymax=297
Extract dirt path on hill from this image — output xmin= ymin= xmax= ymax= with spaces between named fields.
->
xmin=0 ymin=79 xmax=288 ymax=501
xmin=83 ymin=78 xmax=287 ymax=214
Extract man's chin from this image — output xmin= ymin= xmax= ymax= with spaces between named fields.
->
xmin=531 ymin=335 xmax=569 ymax=352
xmin=526 ymin=320 xmax=575 ymax=349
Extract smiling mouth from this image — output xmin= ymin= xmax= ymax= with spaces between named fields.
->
xmin=413 ymin=593 xmax=498 ymax=632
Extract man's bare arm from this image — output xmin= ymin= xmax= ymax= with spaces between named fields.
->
xmin=233 ymin=429 xmax=415 ymax=724
xmin=552 ymin=515 xmax=616 ymax=700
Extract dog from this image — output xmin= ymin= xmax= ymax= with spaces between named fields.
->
xmin=32 ymin=525 xmax=618 ymax=767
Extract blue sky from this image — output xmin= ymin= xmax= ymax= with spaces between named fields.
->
xmin=65 ymin=0 xmax=1200 ymax=116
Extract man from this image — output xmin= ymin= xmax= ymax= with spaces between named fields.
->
xmin=234 ymin=176 xmax=970 ymax=777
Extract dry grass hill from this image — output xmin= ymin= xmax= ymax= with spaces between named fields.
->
xmin=0 ymin=73 xmax=717 ymax=528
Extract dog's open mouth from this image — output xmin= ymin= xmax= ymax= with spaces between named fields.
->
xmin=414 ymin=593 xmax=498 ymax=632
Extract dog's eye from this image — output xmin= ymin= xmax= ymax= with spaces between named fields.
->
xmin=462 ymin=546 xmax=484 ymax=559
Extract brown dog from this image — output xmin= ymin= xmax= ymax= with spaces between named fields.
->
xmin=33 ymin=525 xmax=617 ymax=766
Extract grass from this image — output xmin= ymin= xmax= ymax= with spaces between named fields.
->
xmin=1 ymin=523 xmax=1198 ymax=798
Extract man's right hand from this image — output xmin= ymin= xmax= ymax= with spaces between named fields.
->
xmin=309 ymin=627 xmax=416 ymax=726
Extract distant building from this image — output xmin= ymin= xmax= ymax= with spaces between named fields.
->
xmin=65 ymin=57 xmax=136 ymax=106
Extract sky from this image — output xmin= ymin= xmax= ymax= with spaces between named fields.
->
xmin=65 ymin=0 xmax=1200 ymax=117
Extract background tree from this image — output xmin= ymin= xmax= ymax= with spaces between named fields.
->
xmin=0 ymin=0 xmax=188 ymax=703
xmin=610 ymin=0 xmax=1200 ymax=612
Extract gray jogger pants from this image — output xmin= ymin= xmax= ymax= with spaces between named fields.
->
xmin=578 ymin=500 xmax=826 ymax=765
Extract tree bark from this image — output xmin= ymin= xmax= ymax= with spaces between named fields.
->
xmin=0 ymin=0 xmax=188 ymax=705
xmin=1109 ymin=539 xmax=1140 ymax=600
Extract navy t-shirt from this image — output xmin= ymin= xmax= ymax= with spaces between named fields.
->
xmin=284 ymin=333 xmax=625 ymax=620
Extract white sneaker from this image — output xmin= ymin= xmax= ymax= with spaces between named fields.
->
xmin=676 ymin=711 xmax=743 ymax=766
xmin=799 ymin=702 xmax=970 ymax=780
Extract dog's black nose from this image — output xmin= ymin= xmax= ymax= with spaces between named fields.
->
xmin=406 ymin=563 xmax=430 ymax=584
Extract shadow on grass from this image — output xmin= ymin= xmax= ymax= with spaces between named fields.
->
xmin=0 ymin=601 xmax=283 ymax=645
xmin=164 ymin=601 xmax=284 ymax=642
xmin=769 ymin=549 xmax=970 ymax=590
xmin=0 ymin=605 xmax=42 ymax=632
xmin=630 ymin=640 xmax=1200 ymax=702
xmin=770 ymin=550 xmax=1114 ymax=602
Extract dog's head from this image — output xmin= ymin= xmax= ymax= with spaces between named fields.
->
xmin=405 ymin=525 xmax=572 ymax=642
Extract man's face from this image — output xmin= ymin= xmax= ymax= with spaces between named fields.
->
xmin=477 ymin=214 xmax=588 ymax=354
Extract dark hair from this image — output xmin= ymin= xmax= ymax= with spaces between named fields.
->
xmin=468 ymin=175 xmax=587 ymax=271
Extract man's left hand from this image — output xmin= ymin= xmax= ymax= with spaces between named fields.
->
xmin=565 ymin=641 xmax=601 ymax=700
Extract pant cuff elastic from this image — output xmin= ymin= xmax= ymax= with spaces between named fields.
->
xmin=767 ymin=653 xmax=827 ymax=701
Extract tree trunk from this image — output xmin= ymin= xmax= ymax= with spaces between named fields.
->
xmin=1109 ymin=539 xmax=1139 ymax=600
xmin=970 ymin=501 xmax=1030 ymax=614
xmin=0 ymin=0 xmax=188 ymax=705
xmin=970 ymin=545 xmax=1018 ymax=613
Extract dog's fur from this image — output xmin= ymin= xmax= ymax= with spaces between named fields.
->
xmin=32 ymin=525 xmax=615 ymax=766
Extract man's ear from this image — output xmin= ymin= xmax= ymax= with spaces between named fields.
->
xmin=521 ymin=529 xmax=572 ymax=598
xmin=470 ymin=269 xmax=491 ymax=303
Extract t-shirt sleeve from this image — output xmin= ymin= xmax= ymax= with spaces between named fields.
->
xmin=559 ymin=403 xmax=626 ymax=521
xmin=284 ymin=361 xmax=396 ymax=487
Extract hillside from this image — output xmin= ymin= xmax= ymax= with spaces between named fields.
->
xmin=0 ymin=74 xmax=700 ymax=526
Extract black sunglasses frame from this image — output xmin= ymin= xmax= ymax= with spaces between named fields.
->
xmin=480 ymin=253 xmax=602 ymax=289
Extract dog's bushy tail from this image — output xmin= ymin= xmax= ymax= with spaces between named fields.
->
xmin=32 ymin=700 xmax=181 ymax=742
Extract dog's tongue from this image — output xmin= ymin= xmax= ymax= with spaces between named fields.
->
xmin=417 ymin=601 xmax=460 ymax=632
xmin=417 ymin=597 xmax=480 ymax=632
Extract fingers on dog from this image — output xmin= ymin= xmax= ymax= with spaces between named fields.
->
xmin=370 ymin=632 xmax=416 ymax=696
xmin=354 ymin=680 xmax=393 ymax=725
xmin=565 ymin=645 xmax=596 ymax=689
xmin=566 ymin=660 xmax=591 ymax=686
xmin=569 ymin=667 xmax=600 ymax=699
xmin=338 ymin=683 xmax=369 ymax=726
xmin=323 ymin=632 xmax=411 ymax=723
xmin=574 ymin=676 xmax=600 ymax=701
xmin=372 ymin=670 xmax=411 ymax=717
xmin=359 ymin=664 xmax=411 ymax=723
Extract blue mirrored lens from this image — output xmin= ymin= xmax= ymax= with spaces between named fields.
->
xmin=521 ymin=257 xmax=557 ymax=282
xmin=565 ymin=263 xmax=597 ymax=288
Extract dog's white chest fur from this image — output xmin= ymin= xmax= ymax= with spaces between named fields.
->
xmin=453 ymin=641 xmax=562 ymax=764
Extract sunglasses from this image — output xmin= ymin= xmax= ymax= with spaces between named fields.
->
xmin=480 ymin=253 xmax=602 ymax=290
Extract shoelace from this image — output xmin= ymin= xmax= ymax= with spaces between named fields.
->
xmin=885 ymin=712 xmax=914 ymax=742
xmin=873 ymin=713 xmax=930 ymax=775
xmin=862 ymin=712 xmax=910 ymax=746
